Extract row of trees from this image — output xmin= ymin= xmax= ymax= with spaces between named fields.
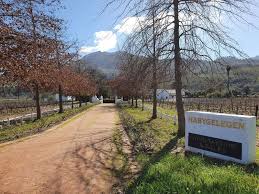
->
xmin=0 ymin=0 xmax=97 ymax=119
xmin=109 ymin=0 xmax=254 ymax=136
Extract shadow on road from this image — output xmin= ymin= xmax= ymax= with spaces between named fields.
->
xmin=44 ymin=124 xmax=135 ymax=193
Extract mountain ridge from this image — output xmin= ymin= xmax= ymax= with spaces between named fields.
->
xmin=81 ymin=51 xmax=124 ymax=74
xmin=80 ymin=51 xmax=259 ymax=74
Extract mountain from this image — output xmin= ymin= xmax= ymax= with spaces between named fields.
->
xmin=215 ymin=56 xmax=259 ymax=67
xmin=251 ymin=56 xmax=259 ymax=61
xmin=81 ymin=52 xmax=259 ymax=74
xmin=80 ymin=51 xmax=259 ymax=93
xmin=81 ymin=51 xmax=124 ymax=75
xmin=80 ymin=51 xmax=259 ymax=80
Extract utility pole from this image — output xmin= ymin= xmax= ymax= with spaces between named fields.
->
xmin=226 ymin=65 xmax=233 ymax=111
xmin=226 ymin=65 xmax=231 ymax=96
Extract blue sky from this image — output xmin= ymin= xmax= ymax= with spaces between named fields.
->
xmin=59 ymin=0 xmax=259 ymax=57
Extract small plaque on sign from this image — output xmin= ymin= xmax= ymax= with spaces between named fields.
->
xmin=188 ymin=133 xmax=242 ymax=160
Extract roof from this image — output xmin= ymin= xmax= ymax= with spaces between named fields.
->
xmin=157 ymin=89 xmax=176 ymax=95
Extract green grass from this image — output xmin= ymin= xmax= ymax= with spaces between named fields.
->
xmin=157 ymin=106 xmax=177 ymax=116
xmin=119 ymin=105 xmax=259 ymax=194
xmin=145 ymin=102 xmax=177 ymax=116
xmin=112 ymin=127 xmax=129 ymax=178
xmin=129 ymin=154 xmax=259 ymax=194
xmin=120 ymin=106 xmax=178 ymax=153
xmin=0 ymin=103 xmax=96 ymax=143
xmin=0 ymin=98 xmax=32 ymax=103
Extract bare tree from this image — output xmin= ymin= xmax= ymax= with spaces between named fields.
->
xmin=105 ymin=0 xmax=255 ymax=136
xmin=120 ymin=2 xmax=173 ymax=118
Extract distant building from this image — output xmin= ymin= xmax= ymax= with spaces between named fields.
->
xmin=156 ymin=89 xmax=185 ymax=101
xmin=54 ymin=94 xmax=72 ymax=102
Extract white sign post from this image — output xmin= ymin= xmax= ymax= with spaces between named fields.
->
xmin=185 ymin=111 xmax=256 ymax=164
xmin=91 ymin=95 xmax=99 ymax=103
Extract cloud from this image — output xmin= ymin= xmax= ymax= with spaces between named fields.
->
xmin=80 ymin=17 xmax=146 ymax=54
xmin=80 ymin=31 xmax=117 ymax=54
xmin=80 ymin=7 xmax=224 ymax=55
xmin=114 ymin=16 xmax=146 ymax=35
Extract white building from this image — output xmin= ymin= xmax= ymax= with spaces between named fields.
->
xmin=156 ymin=89 xmax=185 ymax=101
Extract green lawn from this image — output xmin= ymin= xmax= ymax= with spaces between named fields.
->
xmin=119 ymin=105 xmax=259 ymax=194
xmin=0 ymin=103 xmax=96 ymax=143
xmin=120 ymin=106 xmax=178 ymax=153
xmin=0 ymin=98 xmax=33 ymax=103
xmin=144 ymin=102 xmax=177 ymax=116
xmin=129 ymin=154 xmax=259 ymax=194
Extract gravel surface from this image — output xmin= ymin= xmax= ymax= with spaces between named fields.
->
xmin=0 ymin=103 xmax=119 ymax=194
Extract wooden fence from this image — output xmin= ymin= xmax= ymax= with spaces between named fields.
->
xmin=146 ymin=97 xmax=259 ymax=118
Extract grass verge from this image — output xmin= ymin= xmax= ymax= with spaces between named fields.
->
xmin=130 ymin=153 xmax=259 ymax=194
xmin=145 ymin=102 xmax=177 ymax=116
xmin=112 ymin=127 xmax=129 ymax=179
xmin=119 ymin=105 xmax=259 ymax=194
xmin=120 ymin=106 xmax=178 ymax=154
xmin=0 ymin=103 xmax=96 ymax=143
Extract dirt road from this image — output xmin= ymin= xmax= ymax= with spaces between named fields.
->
xmin=0 ymin=103 xmax=120 ymax=194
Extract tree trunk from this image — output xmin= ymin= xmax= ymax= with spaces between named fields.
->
xmin=174 ymin=0 xmax=185 ymax=136
xmin=152 ymin=88 xmax=157 ymax=119
xmin=17 ymin=85 xmax=20 ymax=100
xmin=227 ymin=68 xmax=234 ymax=111
xmin=71 ymin=97 xmax=74 ymax=109
xmin=135 ymin=97 xmax=138 ymax=108
xmin=35 ymin=83 xmax=41 ymax=120
xmin=151 ymin=8 xmax=157 ymax=119
xmin=2 ymin=85 xmax=6 ymax=97
xmin=79 ymin=97 xmax=82 ymax=107
xmin=131 ymin=97 xmax=134 ymax=107
xmin=58 ymin=84 xmax=64 ymax=113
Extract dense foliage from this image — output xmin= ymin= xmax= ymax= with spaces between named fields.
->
xmin=0 ymin=0 xmax=97 ymax=119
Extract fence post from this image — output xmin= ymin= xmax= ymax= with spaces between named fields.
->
xmin=7 ymin=118 xmax=10 ymax=126
xmin=19 ymin=116 xmax=22 ymax=124
xmin=255 ymin=105 xmax=258 ymax=118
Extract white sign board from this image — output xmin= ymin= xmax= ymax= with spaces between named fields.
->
xmin=185 ymin=111 xmax=256 ymax=164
